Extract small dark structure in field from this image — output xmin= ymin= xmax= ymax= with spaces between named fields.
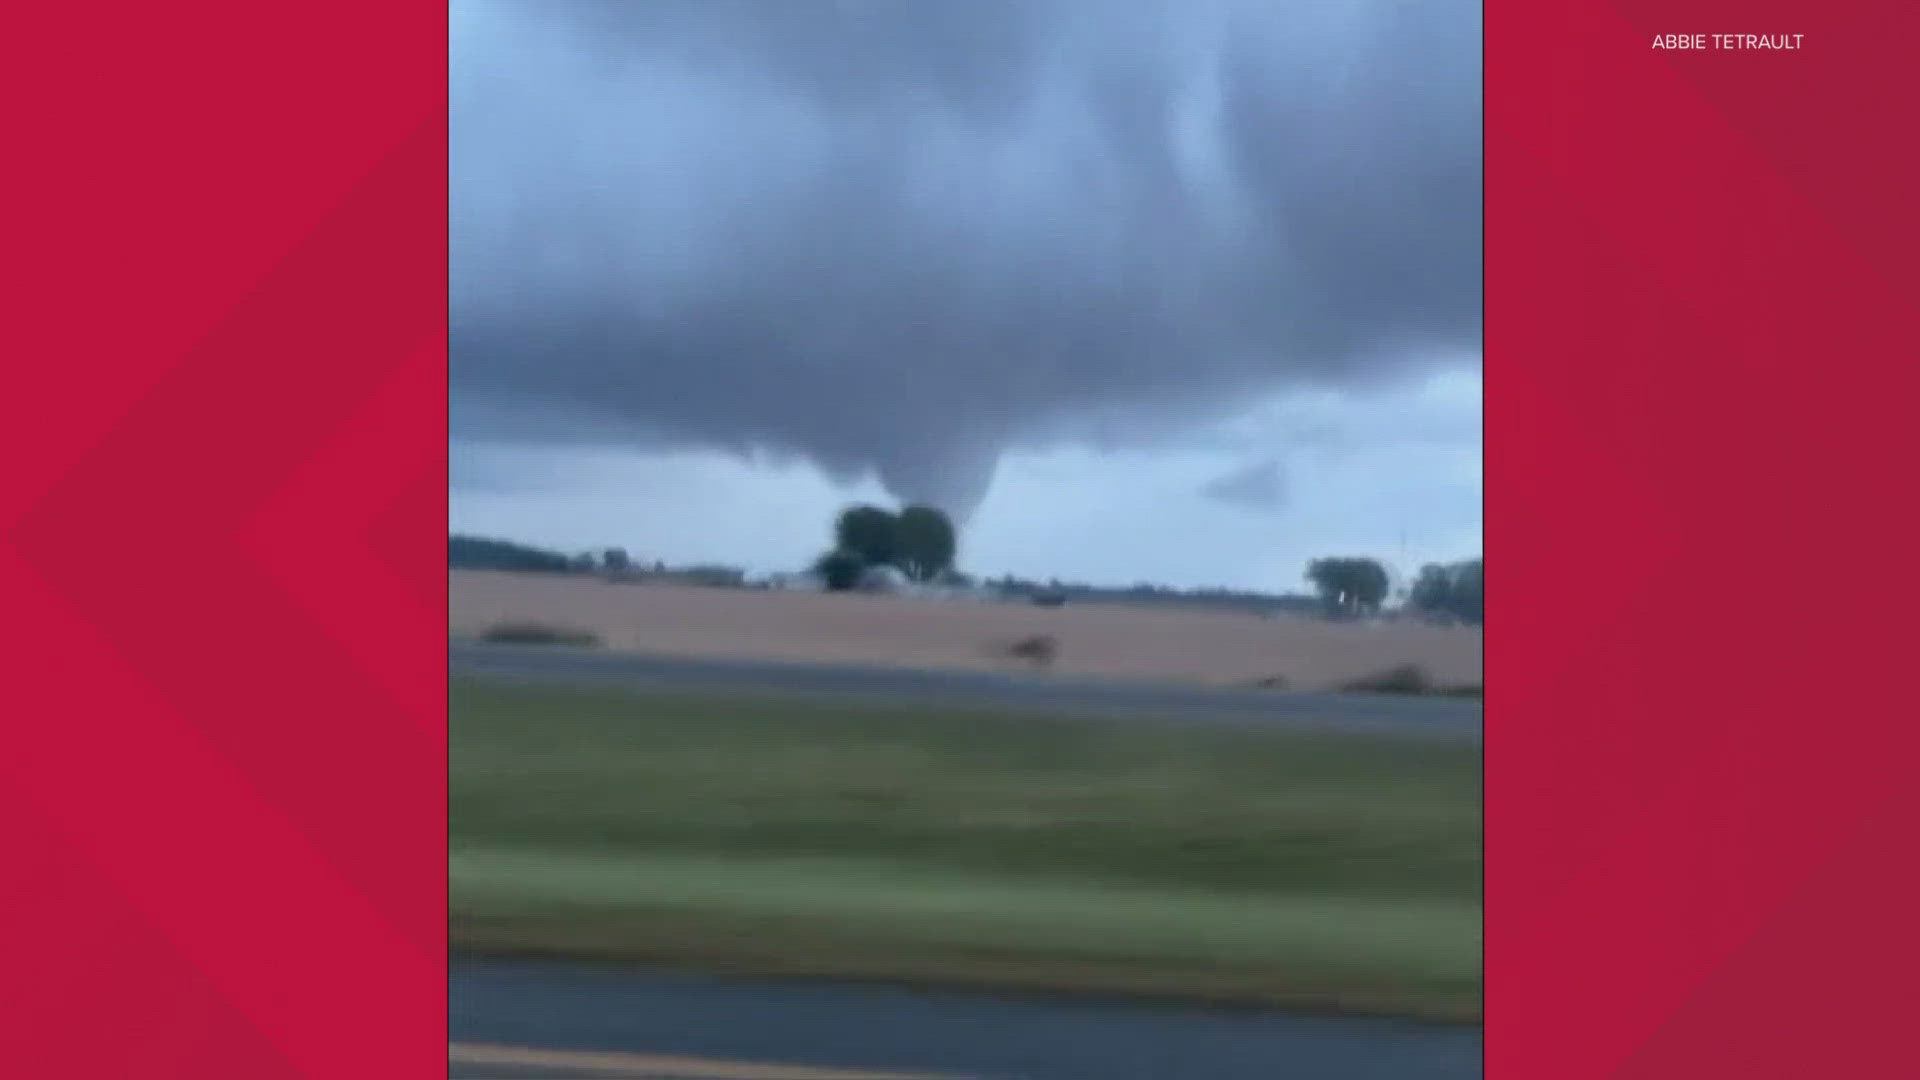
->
xmin=479 ymin=621 xmax=602 ymax=648
xmin=1334 ymin=665 xmax=1480 ymax=698
xmin=1004 ymin=634 xmax=1060 ymax=668
xmin=1338 ymin=664 xmax=1433 ymax=695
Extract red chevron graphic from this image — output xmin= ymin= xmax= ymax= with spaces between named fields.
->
xmin=1490 ymin=0 xmax=1920 ymax=1076
xmin=0 ymin=4 xmax=446 ymax=1077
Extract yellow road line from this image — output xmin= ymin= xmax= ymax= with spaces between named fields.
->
xmin=448 ymin=1042 xmax=956 ymax=1080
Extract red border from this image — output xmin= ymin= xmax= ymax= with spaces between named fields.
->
xmin=2 ymin=4 xmax=446 ymax=1077
xmin=1489 ymin=1 xmax=1920 ymax=1076
xmin=6 ymin=2 xmax=1920 ymax=1077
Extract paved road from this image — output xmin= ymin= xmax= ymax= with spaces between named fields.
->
xmin=450 ymin=642 xmax=1481 ymax=742
xmin=451 ymin=958 xmax=1482 ymax=1080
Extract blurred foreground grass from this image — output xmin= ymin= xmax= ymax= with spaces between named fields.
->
xmin=451 ymin=680 xmax=1482 ymax=1020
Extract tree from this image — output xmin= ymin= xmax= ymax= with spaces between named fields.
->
xmin=1306 ymin=559 xmax=1343 ymax=613
xmin=1409 ymin=563 xmax=1454 ymax=614
xmin=1407 ymin=557 xmax=1483 ymax=625
xmin=1306 ymin=556 xmax=1390 ymax=616
xmin=602 ymin=547 xmax=631 ymax=573
xmin=1449 ymin=558 xmax=1483 ymax=624
xmin=813 ymin=549 xmax=864 ymax=592
xmin=835 ymin=505 xmax=898 ymax=567
xmin=1354 ymin=560 xmax=1389 ymax=611
xmin=893 ymin=504 xmax=957 ymax=582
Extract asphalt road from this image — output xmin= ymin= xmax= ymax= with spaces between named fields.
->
xmin=449 ymin=642 xmax=1481 ymax=742
xmin=451 ymin=958 xmax=1482 ymax=1080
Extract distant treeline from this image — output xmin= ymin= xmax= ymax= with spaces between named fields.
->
xmin=983 ymin=576 xmax=1324 ymax=617
xmin=449 ymin=534 xmax=577 ymax=574
xmin=449 ymin=534 xmax=747 ymax=587
xmin=450 ymin=531 xmax=1478 ymax=625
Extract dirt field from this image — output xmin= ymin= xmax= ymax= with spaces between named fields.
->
xmin=450 ymin=570 xmax=1481 ymax=691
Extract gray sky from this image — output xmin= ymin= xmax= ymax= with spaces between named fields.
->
xmin=449 ymin=0 xmax=1482 ymax=592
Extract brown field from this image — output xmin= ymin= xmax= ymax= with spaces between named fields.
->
xmin=450 ymin=570 xmax=1481 ymax=691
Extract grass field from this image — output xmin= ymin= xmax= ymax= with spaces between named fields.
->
xmin=450 ymin=569 xmax=1484 ymax=690
xmin=451 ymin=679 xmax=1482 ymax=1020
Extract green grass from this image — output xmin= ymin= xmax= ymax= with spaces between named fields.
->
xmin=451 ymin=679 xmax=1482 ymax=1020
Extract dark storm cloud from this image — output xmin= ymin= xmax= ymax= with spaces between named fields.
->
xmin=451 ymin=0 xmax=1481 ymax=517
xmin=1201 ymin=459 xmax=1287 ymax=512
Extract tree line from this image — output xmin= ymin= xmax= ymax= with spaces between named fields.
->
xmin=449 ymin=535 xmax=743 ymax=586
xmin=1306 ymin=554 xmax=1482 ymax=624
xmin=449 ymin=534 xmax=576 ymax=574
xmin=452 ymin=526 xmax=1480 ymax=625
xmin=810 ymin=507 xmax=1480 ymax=625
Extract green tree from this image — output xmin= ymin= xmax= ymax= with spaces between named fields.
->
xmin=602 ymin=547 xmax=632 ymax=573
xmin=1354 ymin=559 xmax=1389 ymax=611
xmin=813 ymin=549 xmax=864 ymax=592
xmin=1449 ymin=558 xmax=1483 ymax=624
xmin=835 ymin=505 xmax=898 ymax=567
xmin=1306 ymin=556 xmax=1390 ymax=616
xmin=1407 ymin=557 xmax=1483 ymax=625
xmin=1409 ymin=563 xmax=1453 ymax=613
xmin=893 ymin=504 xmax=957 ymax=582
xmin=1306 ymin=558 xmax=1344 ymax=614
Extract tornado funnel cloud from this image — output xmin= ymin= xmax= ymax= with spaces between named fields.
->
xmin=450 ymin=0 xmax=1482 ymax=510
